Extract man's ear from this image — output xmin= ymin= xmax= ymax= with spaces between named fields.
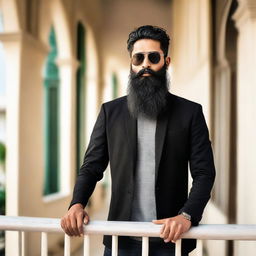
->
xmin=165 ymin=57 xmax=171 ymax=67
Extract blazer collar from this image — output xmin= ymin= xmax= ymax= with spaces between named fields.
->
xmin=155 ymin=111 xmax=169 ymax=181
xmin=155 ymin=93 xmax=174 ymax=180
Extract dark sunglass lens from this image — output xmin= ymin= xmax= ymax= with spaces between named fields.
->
xmin=148 ymin=52 xmax=161 ymax=64
xmin=132 ymin=53 xmax=144 ymax=66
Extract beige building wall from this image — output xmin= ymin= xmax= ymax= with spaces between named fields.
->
xmin=1 ymin=0 xmax=256 ymax=255
xmin=171 ymin=0 xmax=256 ymax=255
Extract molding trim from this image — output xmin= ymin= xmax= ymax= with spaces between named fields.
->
xmin=0 ymin=32 xmax=22 ymax=42
xmin=233 ymin=0 xmax=256 ymax=29
xmin=0 ymin=32 xmax=49 ymax=55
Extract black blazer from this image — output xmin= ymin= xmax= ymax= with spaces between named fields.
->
xmin=70 ymin=93 xmax=215 ymax=252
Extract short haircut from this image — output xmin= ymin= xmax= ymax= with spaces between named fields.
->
xmin=127 ymin=25 xmax=170 ymax=56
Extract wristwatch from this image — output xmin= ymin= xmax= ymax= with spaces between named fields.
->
xmin=180 ymin=211 xmax=191 ymax=221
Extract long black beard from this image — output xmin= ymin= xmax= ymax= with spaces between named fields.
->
xmin=127 ymin=64 xmax=169 ymax=119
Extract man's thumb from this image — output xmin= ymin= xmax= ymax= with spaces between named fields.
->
xmin=83 ymin=213 xmax=89 ymax=224
xmin=152 ymin=219 xmax=165 ymax=224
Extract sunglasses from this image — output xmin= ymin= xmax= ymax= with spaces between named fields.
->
xmin=131 ymin=51 xmax=165 ymax=66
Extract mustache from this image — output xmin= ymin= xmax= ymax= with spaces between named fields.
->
xmin=135 ymin=68 xmax=156 ymax=78
xmin=131 ymin=63 xmax=168 ymax=79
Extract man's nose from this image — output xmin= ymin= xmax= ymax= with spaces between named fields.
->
xmin=142 ymin=55 xmax=151 ymax=68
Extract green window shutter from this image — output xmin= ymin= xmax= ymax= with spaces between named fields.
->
xmin=43 ymin=27 xmax=60 ymax=195
xmin=76 ymin=22 xmax=86 ymax=172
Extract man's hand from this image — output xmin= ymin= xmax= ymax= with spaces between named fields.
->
xmin=152 ymin=215 xmax=191 ymax=243
xmin=61 ymin=203 xmax=89 ymax=237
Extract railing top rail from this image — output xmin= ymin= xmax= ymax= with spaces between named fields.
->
xmin=1 ymin=215 xmax=256 ymax=241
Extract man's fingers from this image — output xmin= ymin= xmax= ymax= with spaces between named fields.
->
xmin=156 ymin=215 xmax=192 ymax=243
xmin=67 ymin=218 xmax=77 ymax=236
xmin=160 ymin=221 xmax=170 ymax=240
xmin=164 ymin=221 xmax=176 ymax=243
xmin=70 ymin=215 xmax=80 ymax=236
xmin=61 ymin=204 xmax=89 ymax=237
xmin=172 ymin=224 xmax=183 ymax=243
xmin=64 ymin=218 xmax=74 ymax=236
xmin=61 ymin=218 xmax=72 ymax=236
xmin=77 ymin=212 xmax=85 ymax=236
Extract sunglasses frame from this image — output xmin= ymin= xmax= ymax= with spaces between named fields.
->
xmin=131 ymin=51 xmax=165 ymax=66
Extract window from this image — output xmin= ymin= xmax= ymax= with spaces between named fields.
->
xmin=43 ymin=27 xmax=60 ymax=195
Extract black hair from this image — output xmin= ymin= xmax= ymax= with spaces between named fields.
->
xmin=127 ymin=25 xmax=170 ymax=56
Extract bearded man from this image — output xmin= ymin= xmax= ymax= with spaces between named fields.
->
xmin=61 ymin=25 xmax=215 ymax=256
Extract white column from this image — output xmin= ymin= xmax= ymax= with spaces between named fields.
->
xmin=56 ymin=58 xmax=78 ymax=193
xmin=233 ymin=0 xmax=256 ymax=255
xmin=0 ymin=31 xmax=49 ymax=255
xmin=0 ymin=32 xmax=23 ymax=256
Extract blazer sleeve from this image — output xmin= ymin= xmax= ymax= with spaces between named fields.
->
xmin=179 ymin=104 xmax=216 ymax=225
xmin=69 ymin=105 xmax=109 ymax=208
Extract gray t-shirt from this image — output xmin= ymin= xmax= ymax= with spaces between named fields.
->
xmin=130 ymin=114 xmax=157 ymax=222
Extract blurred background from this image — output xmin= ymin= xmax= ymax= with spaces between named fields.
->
xmin=0 ymin=0 xmax=256 ymax=255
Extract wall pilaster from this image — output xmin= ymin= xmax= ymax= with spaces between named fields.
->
xmin=233 ymin=1 xmax=256 ymax=254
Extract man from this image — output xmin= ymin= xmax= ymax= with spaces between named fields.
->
xmin=61 ymin=25 xmax=215 ymax=256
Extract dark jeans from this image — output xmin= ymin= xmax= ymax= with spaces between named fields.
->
xmin=103 ymin=245 xmax=189 ymax=256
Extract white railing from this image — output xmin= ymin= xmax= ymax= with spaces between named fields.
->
xmin=1 ymin=215 xmax=256 ymax=256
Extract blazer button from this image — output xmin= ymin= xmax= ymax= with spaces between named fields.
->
xmin=156 ymin=186 xmax=160 ymax=191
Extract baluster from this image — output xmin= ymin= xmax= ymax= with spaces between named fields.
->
xmin=83 ymin=235 xmax=90 ymax=256
xmin=197 ymin=239 xmax=203 ymax=256
xmin=64 ymin=234 xmax=71 ymax=256
xmin=41 ymin=232 xmax=48 ymax=256
xmin=112 ymin=235 xmax=118 ymax=256
xmin=18 ymin=231 xmax=25 ymax=256
xmin=175 ymin=240 xmax=182 ymax=256
xmin=142 ymin=236 xmax=149 ymax=255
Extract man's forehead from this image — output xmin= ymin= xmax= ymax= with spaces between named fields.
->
xmin=132 ymin=39 xmax=162 ymax=54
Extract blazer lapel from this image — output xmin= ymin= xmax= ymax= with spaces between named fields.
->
xmin=124 ymin=106 xmax=137 ymax=174
xmin=155 ymin=112 xmax=169 ymax=181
